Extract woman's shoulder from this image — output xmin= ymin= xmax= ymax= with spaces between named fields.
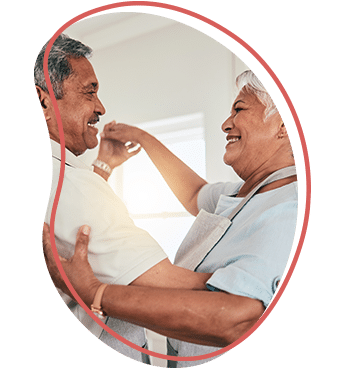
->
xmin=197 ymin=181 xmax=244 ymax=212
xmin=201 ymin=181 xmax=243 ymax=197
xmin=266 ymin=181 xmax=298 ymax=203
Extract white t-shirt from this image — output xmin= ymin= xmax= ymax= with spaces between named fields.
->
xmin=45 ymin=140 xmax=167 ymax=344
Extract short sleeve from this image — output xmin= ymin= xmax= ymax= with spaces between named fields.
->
xmin=46 ymin=168 xmax=167 ymax=286
xmin=197 ymin=182 xmax=242 ymax=213
xmin=205 ymin=199 xmax=297 ymax=307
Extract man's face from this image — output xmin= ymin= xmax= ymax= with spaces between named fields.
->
xmin=56 ymin=57 xmax=105 ymax=155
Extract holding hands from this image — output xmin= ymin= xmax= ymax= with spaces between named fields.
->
xmin=94 ymin=121 xmax=143 ymax=180
xmin=101 ymin=122 xmax=145 ymax=145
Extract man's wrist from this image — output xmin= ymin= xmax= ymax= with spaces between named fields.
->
xmin=92 ymin=159 xmax=113 ymax=181
xmin=93 ymin=165 xmax=110 ymax=181
xmin=92 ymin=159 xmax=112 ymax=174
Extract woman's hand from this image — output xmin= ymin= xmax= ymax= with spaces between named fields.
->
xmin=101 ymin=122 xmax=145 ymax=146
xmin=42 ymin=223 xmax=101 ymax=306
xmin=96 ymin=121 xmax=141 ymax=172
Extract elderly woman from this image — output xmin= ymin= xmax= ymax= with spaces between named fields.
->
xmin=44 ymin=70 xmax=297 ymax=367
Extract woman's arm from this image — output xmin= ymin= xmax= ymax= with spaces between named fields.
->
xmin=43 ymin=224 xmax=264 ymax=347
xmin=102 ymin=124 xmax=207 ymax=216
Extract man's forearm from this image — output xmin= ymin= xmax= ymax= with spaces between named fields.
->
xmin=91 ymin=284 xmax=264 ymax=347
xmin=93 ymin=166 xmax=110 ymax=181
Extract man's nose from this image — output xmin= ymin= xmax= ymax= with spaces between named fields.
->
xmin=221 ymin=116 xmax=233 ymax=132
xmin=95 ymin=96 xmax=106 ymax=116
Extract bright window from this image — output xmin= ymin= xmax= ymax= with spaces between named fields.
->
xmin=120 ymin=113 xmax=206 ymax=261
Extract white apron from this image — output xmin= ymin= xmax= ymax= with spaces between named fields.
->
xmin=174 ymin=166 xmax=297 ymax=271
xmin=145 ymin=166 xmax=297 ymax=367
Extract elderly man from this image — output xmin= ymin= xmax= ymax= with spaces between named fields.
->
xmin=37 ymin=34 xmax=263 ymax=366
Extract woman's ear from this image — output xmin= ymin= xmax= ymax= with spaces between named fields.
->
xmin=277 ymin=122 xmax=288 ymax=139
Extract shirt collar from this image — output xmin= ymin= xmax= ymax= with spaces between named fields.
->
xmin=50 ymin=140 xmax=91 ymax=170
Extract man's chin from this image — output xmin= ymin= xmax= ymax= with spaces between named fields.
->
xmin=84 ymin=133 xmax=99 ymax=150
xmin=88 ymin=138 xmax=99 ymax=148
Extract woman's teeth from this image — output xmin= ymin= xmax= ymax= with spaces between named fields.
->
xmin=87 ymin=123 xmax=97 ymax=128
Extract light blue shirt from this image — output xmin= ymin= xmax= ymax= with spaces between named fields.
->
xmin=168 ymin=180 xmax=298 ymax=366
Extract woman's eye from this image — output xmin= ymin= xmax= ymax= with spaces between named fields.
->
xmin=234 ymin=108 xmax=242 ymax=114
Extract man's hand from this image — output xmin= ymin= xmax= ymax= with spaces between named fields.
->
xmin=97 ymin=121 xmax=141 ymax=171
xmin=42 ymin=223 xmax=101 ymax=306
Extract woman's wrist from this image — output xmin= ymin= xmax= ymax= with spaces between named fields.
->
xmin=133 ymin=127 xmax=148 ymax=146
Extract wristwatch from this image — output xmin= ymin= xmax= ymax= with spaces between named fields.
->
xmin=91 ymin=283 xmax=109 ymax=319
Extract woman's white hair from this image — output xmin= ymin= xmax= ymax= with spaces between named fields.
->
xmin=236 ymin=70 xmax=278 ymax=121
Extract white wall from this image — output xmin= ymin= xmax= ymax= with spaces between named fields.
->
xmin=66 ymin=13 xmax=248 ymax=183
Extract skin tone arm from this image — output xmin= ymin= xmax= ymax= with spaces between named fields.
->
xmin=77 ymin=123 xmax=212 ymax=290
xmin=92 ymin=121 xmax=141 ymax=181
xmin=101 ymin=123 xmax=208 ymax=216
xmin=43 ymin=224 xmax=265 ymax=347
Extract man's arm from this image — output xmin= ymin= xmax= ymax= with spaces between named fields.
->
xmin=97 ymin=283 xmax=263 ymax=347
xmin=102 ymin=124 xmax=208 ymax=216
xmin=90 ymin=122 xmax=212 ymax=290
xmin=93 ymin=122 xmax=141 ymax=181
xmin=43 ymin=224 xmax=264 ymax=347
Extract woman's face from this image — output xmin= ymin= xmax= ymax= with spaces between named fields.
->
xmin=222 ymin=89 xmax=280 ymax=177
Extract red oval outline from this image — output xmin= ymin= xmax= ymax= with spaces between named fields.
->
xmin=44 ymin=0 xmax=311 ymax=363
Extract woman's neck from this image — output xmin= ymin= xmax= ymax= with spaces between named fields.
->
xmin=237 ymin=155 xmax=296 ymax=198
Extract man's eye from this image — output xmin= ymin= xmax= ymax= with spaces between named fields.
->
xmin=234 ymin=108 xmax=242 ymax=113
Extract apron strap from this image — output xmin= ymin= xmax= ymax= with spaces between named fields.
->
xmin=227 ymin=166 xmax=297 ymax=221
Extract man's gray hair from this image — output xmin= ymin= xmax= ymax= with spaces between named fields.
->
xmin=236 ymin=70 xmax=278 ymax=121
xmin=34 ymin=34 xmax=92 ymax=99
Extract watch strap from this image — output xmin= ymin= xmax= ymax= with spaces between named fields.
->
xmin=92 ymin=159 xmax=112 ymax=175
xmin=91 ymin=283 xmax=109 ymax=318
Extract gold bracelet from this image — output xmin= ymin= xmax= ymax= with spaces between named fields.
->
xmin=91 ymin=283 xmax=109 ymax=319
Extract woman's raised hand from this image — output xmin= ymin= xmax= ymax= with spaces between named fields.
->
xmin=101 ymin=122 xmax=145 ymax=146
xmin=96 ymin=121 xmax=142 ymax=173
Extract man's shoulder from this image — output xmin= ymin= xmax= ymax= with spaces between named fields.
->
xmin=51 ymin=158 xmax=114 ymax=199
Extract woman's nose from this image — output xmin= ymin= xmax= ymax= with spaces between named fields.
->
xmin=221 ymin=116 xmax=233 ymax=132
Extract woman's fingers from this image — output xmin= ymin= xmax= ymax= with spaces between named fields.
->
xmin=101 ymin=130 xmax=119 ymax=140
xmin=103 ymin=120 xmax=116 ymax=131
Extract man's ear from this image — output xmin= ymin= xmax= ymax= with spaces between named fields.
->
xmin=36 ymin=86 xmax=53 ymax=120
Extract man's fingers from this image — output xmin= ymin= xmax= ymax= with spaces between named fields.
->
xmin=43 ymin=222 xmax=50 ymax=247
xmin=125 ymin=142 xmax=141 ymax=153
xmin=59 ymin=256 xmax=67 ymax=263
xmin=128 ymin=146 xmax=141 ymax=157
xmin=43 ymin=222 xmax=53 ymax=262
xmin=125 ymin=142 xmax=136 ymax=149
xmin=75 ymin=225 xmax=91 ymax=259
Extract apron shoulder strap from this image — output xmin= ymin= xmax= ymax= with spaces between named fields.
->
xmin=227 ymin=166 xmax=297 ymax=221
